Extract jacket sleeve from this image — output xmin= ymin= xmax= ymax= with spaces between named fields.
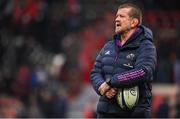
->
xmin=110 ymin=40 xmax=157 ymax=88
xmin=90 ymin=45 xmax=106 ymax=95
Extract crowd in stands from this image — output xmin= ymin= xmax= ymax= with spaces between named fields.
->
xmin=0 ymin=0 xmax=179 ymax=118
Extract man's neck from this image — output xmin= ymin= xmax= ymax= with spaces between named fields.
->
xmin=120 ymin=28 xmax=137 ymax=46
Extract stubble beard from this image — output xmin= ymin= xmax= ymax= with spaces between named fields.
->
xmin=115 ymin=27 xmax=129 ymax=35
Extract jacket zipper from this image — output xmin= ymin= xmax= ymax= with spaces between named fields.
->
xmin=112 ymin=47 xmax=121 ymax=75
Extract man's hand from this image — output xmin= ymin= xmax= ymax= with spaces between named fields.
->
xmin=98 ymin=82 xmax=110 ymax=95
xmin=105 ymin=88 xmax=118 ymax=99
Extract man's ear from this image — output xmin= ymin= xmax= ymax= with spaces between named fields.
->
xmin=131 ymin=18 xmax=139 ymax=28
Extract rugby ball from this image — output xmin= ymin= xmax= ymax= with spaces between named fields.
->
xmin=117 ymin=86 xmax=139 ymax=110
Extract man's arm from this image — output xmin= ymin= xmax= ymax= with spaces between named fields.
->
xmin=90 ymin=45 xmax=109 ymax=95
xmin=109 ymin=40 xmax=157 ymax=88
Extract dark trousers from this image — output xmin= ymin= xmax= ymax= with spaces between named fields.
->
xmin=97 ymin=111 xmax=151 ymax=118
xmin=97 ymin=112 xmax=126 ymax=118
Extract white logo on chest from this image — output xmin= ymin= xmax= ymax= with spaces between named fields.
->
xmin=123 ymin=63 xmax=134 ymax=68
xmin=105 ymin=51 xmax=110 ymax=55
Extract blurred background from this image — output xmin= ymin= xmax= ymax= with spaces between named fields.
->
xmin=0 ymin=0 xmax=180 ymax=118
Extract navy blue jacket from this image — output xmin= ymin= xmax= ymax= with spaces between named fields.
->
xmin=90 ymin=25 xmax=157 ymax=117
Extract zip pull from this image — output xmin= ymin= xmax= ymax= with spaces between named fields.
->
xmin=112 ymin=55 xmax=119 ymax=75
xmin=114 ymin=55 xmax=118 ymax=62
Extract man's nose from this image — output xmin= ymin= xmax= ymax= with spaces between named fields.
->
xmin=115 ymin=16 xmax=120 ymax=22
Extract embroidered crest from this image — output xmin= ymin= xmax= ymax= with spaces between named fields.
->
xmin=126 ymin=53 xmax=135 ymax=60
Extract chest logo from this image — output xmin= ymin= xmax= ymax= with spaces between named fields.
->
xmin=123 ymin=63 xmax=134 ymax=68
xmin=126 ymin=53 xmax=135 ymax=60
xmin=105 ymin=51 xmax=110 ymax=55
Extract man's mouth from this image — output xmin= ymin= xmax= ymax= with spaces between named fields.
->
xmin=116 ymin=23 xmax=121 ymax=27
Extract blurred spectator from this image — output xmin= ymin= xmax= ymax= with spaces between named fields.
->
xmin=0 ymin=95 xmax=26 ymax=118
xmin=36 ymin=53 xmax=68 ymax=118
xmin=12 ymin=65 xmax=31 ymax=104
xmin=37 ymin=78 xmax=68 ymax=118
xmin=12 ymin=0 xmax=39 ymax=26
xmin=174 ymin=60 xmax=180 ymax=84
xmin=83 ymin=97 xmax=97 ymax=118
xmin=156 ymin=97 xmax=170 ymax=118
xmin=176 ymin=89 xmax=180 ymax=118
xmin=27 ymin=94 xmax=42 ymax=117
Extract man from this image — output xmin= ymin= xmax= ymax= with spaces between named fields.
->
xmin=90 ymin=3 xmax=157 ymax=118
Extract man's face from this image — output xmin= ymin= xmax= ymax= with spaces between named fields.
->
xmin=115 ymin=8 xmax=132 ymax=34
